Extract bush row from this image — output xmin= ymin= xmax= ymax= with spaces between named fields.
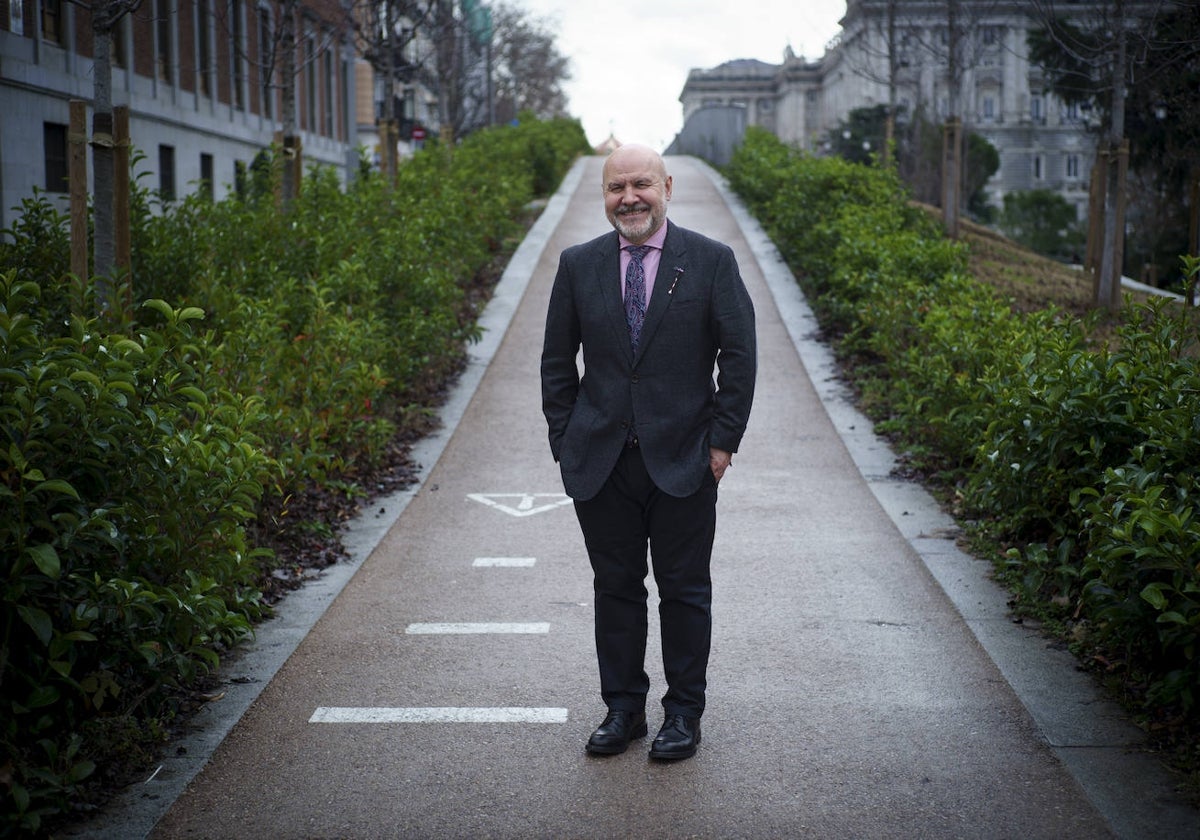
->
xmin=0 ymin=116 xmax=590 ymax=833
xmin=727 ymin=127 xmax=1200 ymax=721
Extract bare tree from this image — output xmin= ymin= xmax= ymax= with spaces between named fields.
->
xmin=909 ymin=1 xmax=1004 ymax=237
xmin=838 ymin=0 xmax=902 ymax=167
xmin=344 ymin=0 xmax=433 ymax=179
xmin=489 ymin=1 xmax=570 ymax=125
xmin=1029 ymin=0 xmax=1171 ymax=308
xmin=71 ymin=0 xmax=142 ymax=313
xmin=277 ymin=0 xmax=299 ymax=205
xmin=841 ymin=1 xmax=1003 ymax=233
xmin=204 ymin=0 xmax=348 ymax=205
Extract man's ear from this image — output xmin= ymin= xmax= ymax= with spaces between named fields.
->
xmin=665 ymin=176 xmax=673 ymax=200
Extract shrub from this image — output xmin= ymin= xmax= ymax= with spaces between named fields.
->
xmin=727 ymin=129 xmax=1200 ymax=721
xmin=0 ymin=276 xmax=274 ymax=833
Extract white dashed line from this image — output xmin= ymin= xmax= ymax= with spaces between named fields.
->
xmin=309 ymin=707 xmax=568 ymax=724
xmin=404 ymin=622 xmax=550 ymax=634
xmin=473 ymin=557 xmax=537 ymax=567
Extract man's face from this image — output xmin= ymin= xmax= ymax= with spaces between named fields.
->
xmin=602 ymin=148 xmax=673 ymax=244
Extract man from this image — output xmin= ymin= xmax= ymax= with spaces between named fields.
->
xmin=540 ymin=144 xmax=757 ymax=761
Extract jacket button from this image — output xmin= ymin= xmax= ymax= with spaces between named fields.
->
xmin=631 ymin=374 xmax=639 ymax=384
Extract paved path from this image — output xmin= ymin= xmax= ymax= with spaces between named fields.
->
xmin=75 ymin=156 xmax=1198 ymax=839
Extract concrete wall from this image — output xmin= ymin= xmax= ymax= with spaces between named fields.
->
xmin=665 ymin=105 xmax=747 ymax=168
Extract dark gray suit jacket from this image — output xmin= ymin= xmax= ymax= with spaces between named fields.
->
xmin=541 ymin=221 xmax=757 ymax=501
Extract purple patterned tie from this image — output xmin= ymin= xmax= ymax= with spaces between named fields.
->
xmin=624 ymin=245 xmax=650 ymax=351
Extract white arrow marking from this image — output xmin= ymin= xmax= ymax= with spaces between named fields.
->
xmin=467 ymin=493 xmax=573 ymax=517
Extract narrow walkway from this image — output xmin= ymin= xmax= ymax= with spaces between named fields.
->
xmin=77 ymin=157 xmax=1197 ymax=839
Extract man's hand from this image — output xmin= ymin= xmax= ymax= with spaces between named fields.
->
xmin=709 ymin=448 xmax=732 ymax=483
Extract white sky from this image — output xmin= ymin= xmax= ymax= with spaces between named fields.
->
xmin=511 ymin=0 xmax=848 ymax=151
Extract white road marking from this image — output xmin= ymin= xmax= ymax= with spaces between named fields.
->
xmin=309 ymin=707 xmax=569 ymax=724
xmin=473 ymin=557 xmax=537 ymax=567
xmin=405 ymin=622 xmax=550 ymax=634
xmin=467 ymin=493 xmax=573 ymax=517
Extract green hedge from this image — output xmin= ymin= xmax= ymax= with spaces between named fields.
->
xmin=727 ymin=127 xmax=1200 ymax=722
xmin=0 ymin=116 xmax=589 ymax=833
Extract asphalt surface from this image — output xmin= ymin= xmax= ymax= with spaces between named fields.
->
xmin=70 ymin=156 xmax=1200 ymax=839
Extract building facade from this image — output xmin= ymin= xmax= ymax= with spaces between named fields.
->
xmin=675 ymin=0 xmax=1129 ymax=219
xmin=0 ymin=0 xmax=359 ymax=232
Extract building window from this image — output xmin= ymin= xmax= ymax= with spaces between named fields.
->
xmin=112 ymin=14 xmax=126 ymax=67
xmin=982 ymin=96 xmax=995 ymax=121
xmin=259 ymin=7 xmax=273 ymax=119
xmin=982 ymin=26 xmax=997 ymax=45
xmin=11 ymin=0 xmax=24 ymax=36
xmin=1031 ymin=95 xmax=1043 ymax=123
xmin=231 ymin=0 xmax=245 ymax=110
xmin=196 ymin=0 xmax=211 ymax=97
xmin=1065 ymin=101 xmax=1080 ymax=122
xmin=323 ymin=47 xmax=334 ymax=136
xmin=1033 ymin=154 xmax=1044 ymax=181
xmin=156 ymin=0 xmax=173 ymax=82
xmin=341 ymin=57 xmax=351 ymax=142
xmin=235 ymin=160 xmax=248 ymax=199
xmin=200 ymin=153 xmax=214 ymax=200
xmin=1066 ymin=154 xmax=1080 ymax=179
xmin=44 ymin=122 xmax=69 ymax=193
xmin=41 ymin=0 xmax=64 ymax=44
xmin=159 ymin=144 xmax=176 ymax=200
xmin=305 ymin=34 xmax=316 ymax=132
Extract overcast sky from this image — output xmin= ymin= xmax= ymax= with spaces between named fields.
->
xmin=511 ymin=0 xmax=848 ymax=151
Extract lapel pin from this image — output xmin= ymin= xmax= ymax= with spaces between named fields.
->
xmin=668 ymin=267 xmax=685 ymax=295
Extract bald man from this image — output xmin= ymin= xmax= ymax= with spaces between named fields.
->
xmin=541 ymin=145 xmax=757 ymax=760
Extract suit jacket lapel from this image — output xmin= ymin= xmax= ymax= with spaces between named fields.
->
xmin=594 ymin=232 xmax=632 ymax=363
xmin=634 ymin=223 xmax=687 ymax=365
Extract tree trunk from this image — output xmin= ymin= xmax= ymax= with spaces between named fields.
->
xmin=380 ymin=1 xmax=398 ymax=182
xmin=435 ymin=0 xmax=459 ymax=143
xmin=92 ymin=13 xmax=115 ymax=312
xmin=279 ymin=0 xmax=298 ymax=206
xmin=1096 ymin=0 xmax=1128 ymax=310
xmin=884 ymin=0 xmax=897 ymax=168
xmin=941 ymin=0 xmax=961 ymax=237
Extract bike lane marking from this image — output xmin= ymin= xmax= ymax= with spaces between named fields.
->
xmin=309 ymin=707 xmax=568 ymax=724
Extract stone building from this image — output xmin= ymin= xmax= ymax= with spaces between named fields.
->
xmin=0 ymin=0 xmax=359 ymax=231
xmin=674 ymin=0 xmax=1136 ymax=219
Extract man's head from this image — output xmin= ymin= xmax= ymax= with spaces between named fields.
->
xmin=602 ymin=144 xmax=673 ymax=244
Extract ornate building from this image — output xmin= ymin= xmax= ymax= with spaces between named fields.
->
xmin=675 ymin=1 xmax=1123 ymax=219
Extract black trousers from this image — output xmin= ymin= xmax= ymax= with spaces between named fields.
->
xmin=573 ymin=446 xmax=718 ymax=719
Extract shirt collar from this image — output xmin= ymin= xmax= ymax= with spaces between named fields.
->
xmin=619 ymin=219 xmax=669 ymax=252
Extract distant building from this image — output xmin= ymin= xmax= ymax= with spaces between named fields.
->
xmin=674 ymin=0 xmax=1142 ymax=220
xmin=0 ymin=0 xmax=359 ymax=231
xmin=593 ymin=133 xmax=621 ymax=156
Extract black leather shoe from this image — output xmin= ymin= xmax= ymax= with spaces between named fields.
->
xmin=586 ymin=709 xmax=647 ymax=755
xmin=649 ymin=714 xmax=701 ymax=760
